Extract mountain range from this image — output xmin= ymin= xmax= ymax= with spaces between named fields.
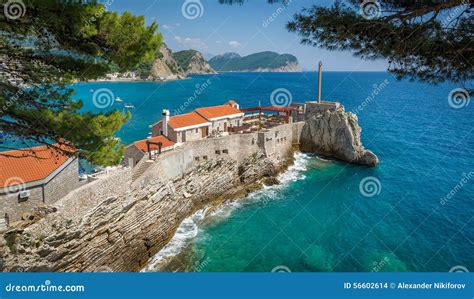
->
xmin=103 ymin=47 xmax=301 ymax=81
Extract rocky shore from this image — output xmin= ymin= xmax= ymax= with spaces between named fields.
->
xmin=300 ymin=104 xmax=379 ymax=166
xmin=0 ymin=105 xmax=377 ymax=272
xmin=0 ymin=153 xmax=289 ymax=272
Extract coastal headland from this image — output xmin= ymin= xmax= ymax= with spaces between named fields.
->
xmin=0 ymin=103 xmax=378 ymax=272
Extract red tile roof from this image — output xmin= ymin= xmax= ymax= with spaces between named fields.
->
xmin=168 ymin=112 xmax=209 ymax=129
xmin=133 ymin=136 xmax=175 ymax=152
xmin=195 ymin=104 xmax=242 ymax=120
xmin=0 ymin=144 xmax=76 ymax=188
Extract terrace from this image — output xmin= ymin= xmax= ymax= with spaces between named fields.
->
xmin=229 ymin=106 xmax=300 ymax=134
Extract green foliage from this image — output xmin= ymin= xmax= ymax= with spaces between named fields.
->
xmin=209 ymin=51 xmax=297 ymax=71
xmin=173 ymin=50 xmax=198 ymax=71
xmin=220 ymin=0 xmax=473 ymax=88
xmin=287 ymin=1 xmax=473 ymax=87
xmin=0 ymin=0 xmax=162 ymax=165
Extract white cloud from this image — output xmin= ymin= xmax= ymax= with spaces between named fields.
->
xmin=162 ymin=24 xmax=173 ymax=30
xmin=216 ymin=40 xmax=222 ymax=44
xmin=174 ymin=36 xmax=208 ymax=50
xmin=228 ymin=41 xmax=242 ymax=48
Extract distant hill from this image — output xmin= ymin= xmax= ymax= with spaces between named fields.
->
xmin=209 ymin=51 xmax=302 ymax=72
xmin=173 ymin=50 xmax=216 ymax=75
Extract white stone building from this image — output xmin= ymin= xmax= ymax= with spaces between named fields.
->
xmin=151 ymin=100 xmax=244 ymax=143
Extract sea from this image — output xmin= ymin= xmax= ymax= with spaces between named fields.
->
xmin=72 ymin=72 xmax=472 ymax=271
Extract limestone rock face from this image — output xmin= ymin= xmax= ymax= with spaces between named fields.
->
xmin=0 ymin=153 xmax=283 ymax=272
xmin=184 ymin=52 xmax=217 ymax=75
xmin=300 ymin=107 xmax=379 ymax=166
xmin=150 ymin=43 xmax=186 ymax=81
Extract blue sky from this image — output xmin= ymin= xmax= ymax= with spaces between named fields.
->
xmin=109 ymin=0 xmax=388 ymax=71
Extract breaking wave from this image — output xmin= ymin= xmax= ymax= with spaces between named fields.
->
xmin=143 ymin=152 xmax=314 ymax=271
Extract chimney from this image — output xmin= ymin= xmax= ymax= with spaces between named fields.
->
xmin=317 ymin=61 xmax=322 ymax=103
xmin=162 ymin=109 xmax=170 ymax=136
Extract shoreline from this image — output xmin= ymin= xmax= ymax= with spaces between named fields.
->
xmin=142 ymin=152 xmax=316 ymax=272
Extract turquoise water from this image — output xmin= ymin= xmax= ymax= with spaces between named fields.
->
xmin=73 ymin=72 xmax=473 ymax=272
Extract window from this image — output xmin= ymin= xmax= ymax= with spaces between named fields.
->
xmin=215 ymin=150 xmax=221 ymax=155
xmin=194 ymin=157 xmax=200 ymax=161
xmin=195 ymin=128 xmax=198 ymax=133
xmin=223 ymin=149 xmax=229 ymax=154
xmin=203 ymin=156 xmax=208 ymax=160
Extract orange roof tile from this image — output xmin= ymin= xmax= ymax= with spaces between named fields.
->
xmin=168 ymin=112 xmax=209 ymax=129
xmin=133 ymin=136 xmax=175 ymax=152
xmin=0 ymin=144 xmax=76 ymax=188
xmin=195 ymin=104 xmax=242 ymax=120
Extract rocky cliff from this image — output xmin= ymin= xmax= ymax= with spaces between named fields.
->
xmin=173 ymin=50 xmax=217 ymax=76
xmin=299 ymin=103 xmax=379 ymax=166
xmin=105 ymin=43 xmax=215 ymax=81
xmin=149 ymin=43 xmax=186 ymax=81
xmin=0 ymin=153 xmax=285 ymax=272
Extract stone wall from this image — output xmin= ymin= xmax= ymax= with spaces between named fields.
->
xmin=0 ymin=185 xmax=43 ymax=223
xmin=123 ymin=145 xmax=145 ymax=167
xmin=292 ymin=121 xmax=305 ymax=145
xmin=0 ymin=158 xmax=79 ymax=222
xmin=182 ymin=126 xmax=205 ymax=142
xmin=43 ymin=159 xmax=80 ymax=206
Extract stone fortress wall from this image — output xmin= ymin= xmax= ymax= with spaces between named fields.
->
xmin=48 ymin=122 xmax=303 ymax=219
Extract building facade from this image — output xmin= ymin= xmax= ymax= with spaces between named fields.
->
xmin=123 ymin=135 xmax=175 ymax=167
xmin=151 ymin=100 xmax=244 ymax=143
xmin=0 ymin=145 xmax=79 ymax=223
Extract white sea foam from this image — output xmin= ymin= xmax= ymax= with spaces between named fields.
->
xmin=142 ymin=152 xmax=314 ymax=271
xmin=142 ymin=208 xmax=209 ymax=272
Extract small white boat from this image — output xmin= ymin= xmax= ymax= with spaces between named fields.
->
xmin=115 ymin=97 xmax=123 ymax=103
xmin=124 ymin=104 xmax=135 ymax=109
